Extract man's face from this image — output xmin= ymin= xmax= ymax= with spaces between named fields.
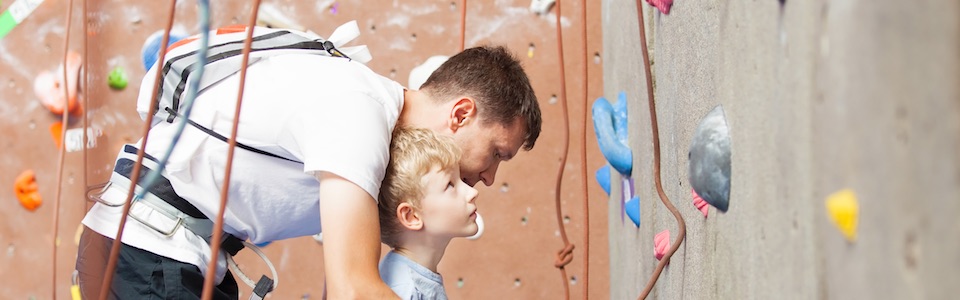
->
xmin=418 ymin=165 xmax=480 ymax=238
xmin=453 ymin=118 xmax=526 ymax=187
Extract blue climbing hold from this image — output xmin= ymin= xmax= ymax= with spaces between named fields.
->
xmin=141 ymin=30 xmax=187 ymax=71
xmin=592 ymin=92 xmax=633 ymax=175
xmin=625 ymin=195 xmax=641 ymax=227
xmin=595 ymin=165 xmax=611 ymax=196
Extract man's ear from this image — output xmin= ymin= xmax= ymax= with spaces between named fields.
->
xmin=397 ymin=202 xmax=423 ymax=231
xmin=448 ymin=97 xmax=477 ymax=132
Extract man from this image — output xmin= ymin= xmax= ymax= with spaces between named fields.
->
xmin=75 ymin=27 xmax=542 ymax=299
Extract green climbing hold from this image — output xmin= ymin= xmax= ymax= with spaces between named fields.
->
xmin=107 ymin=66 xmax=128 ymax=90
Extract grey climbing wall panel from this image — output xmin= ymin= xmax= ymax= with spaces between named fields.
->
xmin=604 ymin=0 xmax=959 ymax=298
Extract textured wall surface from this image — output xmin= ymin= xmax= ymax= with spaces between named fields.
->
xmin=0 ymin=0 xmax=610 ymax=299
xmin=604 ymin=0 xmax=959 ymax=299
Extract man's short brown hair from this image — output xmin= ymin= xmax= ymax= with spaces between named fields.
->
xmin=420 ymin=45 xmax=542 ymax=150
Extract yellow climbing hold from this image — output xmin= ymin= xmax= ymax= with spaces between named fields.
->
xmin=826 ymin=188 xmax=858 ymax=242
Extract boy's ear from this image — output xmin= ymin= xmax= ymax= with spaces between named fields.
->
xmin=397 ymin=202 xmax=423 ymax=231
xmin=447 ymin=97 xmax=477 ymax=133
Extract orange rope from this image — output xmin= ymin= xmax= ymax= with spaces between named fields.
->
xmin=199 ymin=0 xmax=262 ymax=298
xmin=578 ymin=0 xmax=590 ymax=297
xmin=635 ymin=2 xmax=687 ymax=299
xmin=459 ymin=0 xmax=466 ymax=51
xmin=552 ymin=0 xmax=574 ymax=299
xmin=52 ymin=0 xmax=75 ymax=298
xmin=97 ymin=1 xmax=178 ymax=298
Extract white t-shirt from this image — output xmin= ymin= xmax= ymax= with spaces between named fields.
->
xmin=83 ymin=53 xmax=404 ymax=282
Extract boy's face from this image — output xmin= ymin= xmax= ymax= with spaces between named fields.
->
xmin=417 ymin=165 xmax=480 ymax=238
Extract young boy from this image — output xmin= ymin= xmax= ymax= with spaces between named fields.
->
xmin=378 ymin=127 xmax=481 ymax=299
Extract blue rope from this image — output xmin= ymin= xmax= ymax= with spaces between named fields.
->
xmin=135 ymin=0 xmax=211 ymax=200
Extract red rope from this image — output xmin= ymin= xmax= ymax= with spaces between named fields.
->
xmin=199 ymin=0 xmax=262 ymax=298
xmin=552 ymin=0 xmax=574 ymax=299
xmin=459 ymin=0 xmax=467 ymax=51
xmin=578 ymin=0 xmax=590 ymax=297
xmin=81 ymin=0 xmax=90 ymax=213
xmin=52 ymin=0 xmax=75 ymax=297
xmin=97 ymin=1 xmax=178 ymax=299
xmin=635 ymin=2 xmax=687 ymax=299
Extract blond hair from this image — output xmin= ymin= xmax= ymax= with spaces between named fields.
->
xmin=378 ymin=127 xmax=461 ymax=248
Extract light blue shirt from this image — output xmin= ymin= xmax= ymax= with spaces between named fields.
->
xmin=379 ymin=251 xmax=448 ymax=300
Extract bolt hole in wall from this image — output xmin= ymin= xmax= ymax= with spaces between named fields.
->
xmin=500 ymin=182 xmax=510 ymax=193
xmin=411 ymin=33 xmax=417 ymax=41
xmin=450 ymin=1 xmax=457 ymax=11
xmin=593 ymin=51 xmax=601 ymax=64
xmin=514 ymin=278 xmax=521 ymax=287
xmin=549 ymin=94 xmax=558 ymax=104
xmin=370 ymin=24 xmax=376 ymax=33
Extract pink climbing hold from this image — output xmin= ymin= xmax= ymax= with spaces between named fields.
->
xmin=654 ymin=229 xmax=670 ymax=261
xmin=692 ymin=188 xmax=709 ymax=217
xmin=645 ymin=0 xmax=673 ymax=14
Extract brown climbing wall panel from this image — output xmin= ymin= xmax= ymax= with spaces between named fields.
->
xmin=0 ymin=0 xmax=609 ymax=298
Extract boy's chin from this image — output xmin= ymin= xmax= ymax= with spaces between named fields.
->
xmin=461 ymin=225 xmax=479 ymax=237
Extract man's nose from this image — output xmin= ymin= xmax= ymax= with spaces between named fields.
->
xmin=479 ymin=162 xmax=500 ymax=186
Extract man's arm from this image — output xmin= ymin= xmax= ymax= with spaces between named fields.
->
xmin=317 ymin=171 xmax=400 ymax=299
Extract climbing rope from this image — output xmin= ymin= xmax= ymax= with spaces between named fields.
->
xmin=459 ymin=0 xmax=467 ymax=51
xmin=578 ymin=0 xmax=590 ymax=297
xmin=199 ymin=0 xmax=262 ymax=298
xmin=551 ymin=0 xmax=575 ymax=298
xmin=634 ymin=1 xmax=687 ymax=299
xmin=81 ymin=0 xmax=90 ymax=213
xmin=97 ymin=1 xmax=178 ymax=298
xmin=52 ymin=0 xmax=75 ymax=297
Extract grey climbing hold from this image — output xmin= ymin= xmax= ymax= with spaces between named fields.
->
xmin=688 ymin=105 xmax=732 ymax=212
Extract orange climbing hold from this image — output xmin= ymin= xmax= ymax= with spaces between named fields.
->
xmin=33 ymin=51 xmax=82 ymax=115
xmin=49 ymin=121 xmax=64 ymax=148
xmin=692 ymin=188 xmax=709 ymax=217
xmin=654 ymin=229 xmax=670 ymax=261
xmin=14 ymin=170 xmax=42 ymax=211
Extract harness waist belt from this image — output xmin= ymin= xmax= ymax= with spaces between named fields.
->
xmin=114 ymin=145 xmax=245 ymax=256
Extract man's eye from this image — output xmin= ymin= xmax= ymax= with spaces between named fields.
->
xmin=494 ymin=152 xmax=501 ymax=159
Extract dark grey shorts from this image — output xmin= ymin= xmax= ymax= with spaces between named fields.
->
xmin=75 ymin=226 xmax=239 ymax=300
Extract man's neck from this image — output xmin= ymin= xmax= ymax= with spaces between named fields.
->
xmin=393 ymin=234 xmax=453 ymax=273
xmin=399 ymin=89 xmax=445 ymax=132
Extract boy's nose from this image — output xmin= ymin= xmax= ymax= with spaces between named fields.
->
xmin=467 ymin=186 xmax=479 ymax=203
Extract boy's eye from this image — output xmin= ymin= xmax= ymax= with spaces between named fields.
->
xmin=447 ymin=182 xmax=455 ymax=190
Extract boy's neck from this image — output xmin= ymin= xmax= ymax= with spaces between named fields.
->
xmin=393 ymin=233 xmax=453 ymax=273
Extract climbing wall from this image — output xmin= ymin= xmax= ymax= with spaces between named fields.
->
xmin=0 ymin=0 xmax=612 ymax=299
xmin=604 ymin=0 xmax=960 ymax=299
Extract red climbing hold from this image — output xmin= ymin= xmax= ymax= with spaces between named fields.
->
xmin=645 ymin=0 xmax=673 ymax=14
xmin=654 ymin=229 xmax=670 ymax=261
xmin=14 ymin=170 xmax=42 ymax=211
xmin=692 ymin=188 xmax=708 ymax=217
